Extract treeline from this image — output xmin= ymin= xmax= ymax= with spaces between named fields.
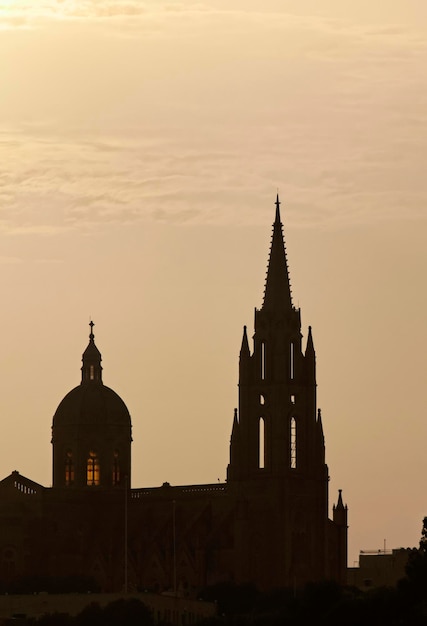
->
xmin=197 ymin=577 xmax=426 ymax=626
xmin=196 ymin=519 xmax=427 ymax=626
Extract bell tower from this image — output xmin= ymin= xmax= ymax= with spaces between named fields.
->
xmin=227 ymin=197 xmax=346 ymax=586
xmin=228 ymin=195 xmax=324 ymax=482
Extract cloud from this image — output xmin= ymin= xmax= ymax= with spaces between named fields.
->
xmin=0 ymin=255 xmax=23 ymax=264
xmin=1 ymin=120 xmax=426 ymax=237
xmin=1 ymin=4 xmax=427 ymax=233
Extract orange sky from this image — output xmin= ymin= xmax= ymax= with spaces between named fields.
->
xmin=1 ymin=0 xmax=427 ymax=566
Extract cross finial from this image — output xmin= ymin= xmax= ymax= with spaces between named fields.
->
xmin=275 ymin=192 xmax=281 ymax=223
xmin=89 ymin=320 xmax=95 ymax=340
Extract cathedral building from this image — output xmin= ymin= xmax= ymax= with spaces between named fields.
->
xmin=0 ymin=197 xmax=347 ymax=594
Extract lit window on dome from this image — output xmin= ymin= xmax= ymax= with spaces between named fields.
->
xmin=65 ymin=450 xmax=74 ymax=486
xmin=90 ymin=365 xmax=95 ymax=380
xmin=87 ymin=451 xmax=100 ymax=486
xmin=112 ymin=451 xmax=120 ymax=486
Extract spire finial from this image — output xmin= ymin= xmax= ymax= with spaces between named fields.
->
xmin=275 ymin=192 xmax=281 ymax=223
xmin=89 ymin=320 xmax=95 ymax=341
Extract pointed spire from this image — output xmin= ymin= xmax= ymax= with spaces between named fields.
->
xmin=263 ymin=195 xmax=293 ymax=312
xmin=81 ymin=320 xmax=103 ymax=384
xmin=333 ymin=489 xmax=348 ymax=527
xmin=317 ymin=408 xmax=324 ymax=434
xmin=240 ymin=325 xmax=250 ymax=358
xmin=306 ymin=325 xmax=315 ymax=355
xmin=304 ymin=326 xmax=316 ymax=383
xmin=336 ymin=489 xmax=345 ymax=510
xmin=230 ymin=408 xmax=240 ymax=444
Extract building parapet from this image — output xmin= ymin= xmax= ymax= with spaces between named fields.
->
xmin=131 ymin=483 xmax=227 ymax=499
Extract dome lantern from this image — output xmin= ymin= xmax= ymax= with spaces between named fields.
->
xmin=81 ymin=320 xmax=103 ymax=384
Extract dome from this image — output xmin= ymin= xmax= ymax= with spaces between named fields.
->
xmin=51 ymin=321 xmax=132 ymax=489
xmin=52 ymin=383 xmax=131 ymax=428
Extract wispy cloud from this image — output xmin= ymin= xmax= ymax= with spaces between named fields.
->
xmin=0 ymin=255 xmax=23 ymax=264
xmin=1 ymin=3 xmax=427 ymax=232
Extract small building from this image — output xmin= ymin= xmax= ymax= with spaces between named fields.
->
xmin=348 ymin=548 xmax=411 ymax=589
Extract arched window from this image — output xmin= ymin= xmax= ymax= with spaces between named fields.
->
xmin=65 ymin=450 xmax=74 ymax=486
xmin=89 ymin=365 xmax=95 ymax=380
xmin=87 ymin=451 xmax=100 ymax=486
xmin=261 ymin=342 xmax=266 ymax=380
xmin=259 ymin=417 xmax=265 ymax=469
xmin=290 ymin=342 xmax=295 ymax=380
xmin=260 ymin=394 xmax=265 ymax=405
xmin=290 ymin=417 xmax=297 ymax=469
xmin=112 ymin=450 xmax=120 ymax=486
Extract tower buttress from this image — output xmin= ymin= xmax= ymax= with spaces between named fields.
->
xmin=333 ymin=489 xmax=348 ymax=583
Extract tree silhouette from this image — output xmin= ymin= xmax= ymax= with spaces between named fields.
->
xmin=404 ymin=517 xmax=427 ymax=594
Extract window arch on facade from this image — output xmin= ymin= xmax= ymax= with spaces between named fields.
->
xmin=112 ymin=450 xmax=120 ymax=486
xmin=261 ymin=342 xmax=266 ymax=380
xmin=87 ymin=450 xmax=100 ymax=486
xmin=65 ymin=450 xmax=74 ymax=486
xmin=290 ymin=342 xmax=295 ymax=380
xmin=290 ymin=417 xmax=297 ymax=469
xmin=259 ymin=417 xmax=265 ymax=469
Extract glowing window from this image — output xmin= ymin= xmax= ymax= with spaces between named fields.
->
xmin=290 ymin=417 xmax=297 ymax=469
xmin=259 ymin=417 xmax=265 ymax=469
xmin=260 ymin=394 xmax=265 ymax=405
xmin=65 ymin=450 xmax=74 ymax=486
xmin=90 ymin=365 xmax=95 ymax=380
xmin=87 ymin=451 xmax=100 ymax=486
xmin=112 ymin=451 xmax=120 ymax=486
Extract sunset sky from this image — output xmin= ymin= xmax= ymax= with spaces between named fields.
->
xmin=1 ymin=0 xmax=427 ymax=566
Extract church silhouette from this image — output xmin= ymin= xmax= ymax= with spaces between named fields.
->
xmin=0 ymin=197 xmax=347 ymax=594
